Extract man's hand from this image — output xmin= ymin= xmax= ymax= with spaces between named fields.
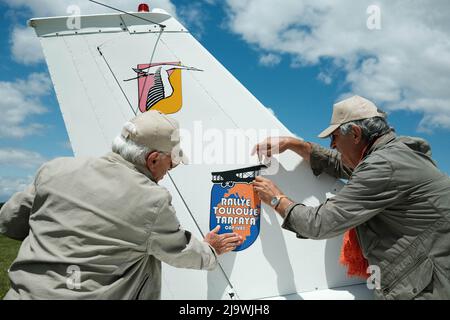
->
xmin=253 ymin=176 xmax=293 ymax=218
xmin=251 ymin=136 xmax=292 ymax=163
xmin=204 ymin=226 xmax=243 ymax=255
xmin=251 ymin=136 xmax=312 ymax=163
xmin=252 ymin=176 xmax=284 ymax=205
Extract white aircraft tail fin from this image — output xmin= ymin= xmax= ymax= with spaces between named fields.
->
xmin=30 ymin=5 xmax=370 ymax=299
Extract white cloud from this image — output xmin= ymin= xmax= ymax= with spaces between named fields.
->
xmin=0 ymin=72 xmax=51 ymax=138
xmin=0 ymin=176 xmax=33 ymax=202
xmin=178 ymin=2 xmax=207 ymax=38
xmin=11 ymin=25 xmax=44 ymax=64
xmin=225 ymin=0 xmax=450 ymax=131
xmin=0 ymin=149 xmax=46 ymax=169
xmin=317 ymin=72 xmax=332 ymax=85
xmin=259 ymin=53 xmax=281 ymax=67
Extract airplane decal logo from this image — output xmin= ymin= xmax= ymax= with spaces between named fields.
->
xmin=132 ymin=62 xmax=201 ymax=114
xmin=210 ymin=165 xmax=265 ymax=251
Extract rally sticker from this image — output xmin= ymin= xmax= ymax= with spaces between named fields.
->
xmin=210 ymin=165 xmax=266 ymax=251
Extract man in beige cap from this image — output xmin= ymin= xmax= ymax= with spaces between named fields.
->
xmin=0 ymin=110 xmax=242 ymax=299
xmin=252 ymin=95 xmax=450 ymax=300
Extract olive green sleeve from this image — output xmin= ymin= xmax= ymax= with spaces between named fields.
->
xmin=282 ymin=154 xmax=398 ymax=239
xmin=309 ymin=143 xmax=353 ymax=179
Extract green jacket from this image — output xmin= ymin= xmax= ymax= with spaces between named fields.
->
xmin=282 ymin=132 xmax=450 ymax=299
xmin=0 ymin=152 xmax=217 ymax=299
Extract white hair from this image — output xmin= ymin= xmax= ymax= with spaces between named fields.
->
xmin=339 ymin=115 xmax=393 ymax=143
xmin=111 ymin=121 xmax=152 ymax=166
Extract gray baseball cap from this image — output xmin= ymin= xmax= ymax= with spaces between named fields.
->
xmin=318 ymin=95 xmax=385 ymax=138
xmin=122 ymin=110 xmax=188 ymax=165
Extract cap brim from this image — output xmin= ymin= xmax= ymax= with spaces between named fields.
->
xmin=318 ymin=124 xmax=340 ymax=138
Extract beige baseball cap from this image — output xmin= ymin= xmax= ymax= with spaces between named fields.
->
xmin=122 ymin=110 xmax=188 ymax=165
xmin=318 ymin=95 xmax=385 ymax=138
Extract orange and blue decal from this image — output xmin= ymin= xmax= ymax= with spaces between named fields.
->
xmin=210 ymin=165 xmax=266 ymax=251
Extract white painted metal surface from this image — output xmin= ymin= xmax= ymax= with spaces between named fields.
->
xmin=30 ymin=9 xmax=370 ymax=300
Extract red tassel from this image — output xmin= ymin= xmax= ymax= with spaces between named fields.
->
xmin=339 ymin=228 xmax=369 ymax=279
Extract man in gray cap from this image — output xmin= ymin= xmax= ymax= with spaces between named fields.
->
xmin=0 ymin=110 xmax=242 ymax=299
xmin=252 ymin=95 xmax=450 ymax=299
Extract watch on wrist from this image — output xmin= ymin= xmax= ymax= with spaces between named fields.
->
xmin=270 ymin=195 xmax=287 ymax=209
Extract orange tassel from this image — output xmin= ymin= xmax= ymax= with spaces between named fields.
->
xmin=339 ymin=228 xmax=369 ymax=279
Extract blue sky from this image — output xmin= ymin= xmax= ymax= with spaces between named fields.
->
xmin=0 ymin=0 xmax=449 ymax=202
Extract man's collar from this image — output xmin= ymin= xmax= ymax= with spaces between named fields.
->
xmin=364 ymin=131 xmax=397 ymax=157
xmin=105 ymin=152 xmax=156 ymax=182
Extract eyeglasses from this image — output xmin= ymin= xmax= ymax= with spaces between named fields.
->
xmin=329 ymin=132 xmax=339 ymax=148
xmin=160 ymin=152 xmax=180 ymax=170
xmin=170 ymin=157 xmax=180 ymax=169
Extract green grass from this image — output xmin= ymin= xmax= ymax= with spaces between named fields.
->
xmin=0 ymin=235 xmax=21 ymax=299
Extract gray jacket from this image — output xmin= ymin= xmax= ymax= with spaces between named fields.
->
xmin=282 ymin=132 xmax=450 ymax=299
xmin=0 ymin=152 xmax=217 ymax=299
